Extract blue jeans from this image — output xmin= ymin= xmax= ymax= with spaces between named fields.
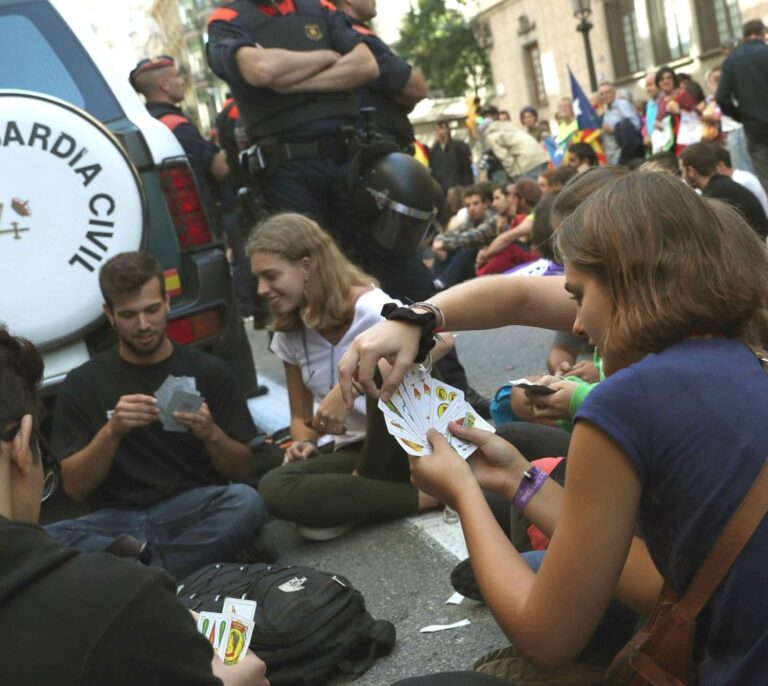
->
xmin=46 ymin=484 xmax=267 ymax=580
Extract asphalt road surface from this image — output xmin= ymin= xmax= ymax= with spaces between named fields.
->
xmin=246 ymin=322 xmax=557 ymax=684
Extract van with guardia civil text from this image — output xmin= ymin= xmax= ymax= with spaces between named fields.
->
xmin=0 ymin=0 xmax=260 ymax=427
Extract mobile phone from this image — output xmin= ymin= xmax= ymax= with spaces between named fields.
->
xmin=509 ymin=380 xmax=557 ymax=395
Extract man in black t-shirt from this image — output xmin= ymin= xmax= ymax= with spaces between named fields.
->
xmin=0 ymin=325 xmax=269 ymax=686
xmin=46 ymin=252 xmax=267 ymax=580
xmin=680 ymin=142 xmax=768 ymax=237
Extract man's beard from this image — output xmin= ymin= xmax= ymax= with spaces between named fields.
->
xmin=120 ymin=323 xmax=168 ymax=359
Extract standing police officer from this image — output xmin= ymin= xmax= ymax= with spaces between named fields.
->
xmin=335 ymin=0 xmax=428 ymax=153
xmin=130 ymin=56 xmax=228 ymax=220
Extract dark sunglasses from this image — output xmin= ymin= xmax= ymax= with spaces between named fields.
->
xmin=0 ymin=421 xmax=60 ymax=503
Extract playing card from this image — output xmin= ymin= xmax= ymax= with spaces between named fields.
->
xmin=223 ymin=597 xmax=256 ymax=622
xmin=402 ymin=368 xmax=432 ymax=426
xmin=429 ymin=378 xmax=464 ymax=426
xmin=221 ymin=615 xmax=254 ymax=665
xmin=168 ymin=389 xmax=203 ymax=415
xmin=155 ymin=375 xmax=202 ymax=432
xmin=379 ymin=366 xmax=496 ymax=460
xmin=197 ymin=612 xmax=230 ymax=653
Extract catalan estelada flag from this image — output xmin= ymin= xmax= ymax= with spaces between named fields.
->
xmin=568 ymin=68 xmax=606 ymax=164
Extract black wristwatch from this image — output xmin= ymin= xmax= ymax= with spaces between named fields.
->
xmin=381 ymin=303 xmax=437 ymax=363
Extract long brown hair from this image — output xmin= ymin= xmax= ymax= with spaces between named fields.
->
xmin=246 ymin=213 xmax=376 ymax=332
xmin=555 ymin=172 xmax=768 ymax=355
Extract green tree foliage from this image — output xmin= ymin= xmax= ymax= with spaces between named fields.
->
xmin=394 ymin=0 xmax=491 ymax=97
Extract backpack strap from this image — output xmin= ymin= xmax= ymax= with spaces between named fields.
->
xmin=676 ymin=458 xmax=768 ymax=619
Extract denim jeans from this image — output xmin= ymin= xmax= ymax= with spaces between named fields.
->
xmin=46 ymin=484 xmax=267 ymax=580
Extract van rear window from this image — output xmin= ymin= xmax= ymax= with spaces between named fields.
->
xmin=0 ymin=2 xmax=122 ymax=122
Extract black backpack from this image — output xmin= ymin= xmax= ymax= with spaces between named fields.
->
xmin=177 ymin=562 xmax=396 ymax=686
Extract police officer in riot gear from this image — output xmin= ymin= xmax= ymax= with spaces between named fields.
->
xmin=335 ymin=0 xmax=428 ymax=153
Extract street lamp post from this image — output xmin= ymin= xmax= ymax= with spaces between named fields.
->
xmin=571 ymin=0 xmax=598 ymax=92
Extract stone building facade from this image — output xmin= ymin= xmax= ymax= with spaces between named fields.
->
xmin=475 ymin=0 xmax=768 ymax=124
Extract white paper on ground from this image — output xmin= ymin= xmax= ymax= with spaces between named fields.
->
xmin=420 ymin=619 xmax=471 ymax=633
xmin=446 ymin=592 xmax=465 ymax=605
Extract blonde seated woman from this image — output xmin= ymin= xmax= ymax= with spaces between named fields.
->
xmin=249 ymin=214 xmax=447 ymax=540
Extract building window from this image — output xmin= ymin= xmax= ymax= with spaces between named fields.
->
xmin=524 ymin=42 xmax=547 ymax=106
xmin=647 ymin=0 xmax=692 ymax=64
xmin=695 ymin=0 xmax=742 ymax=51
xmin=605 ymin=0 xmax=646 ymax=77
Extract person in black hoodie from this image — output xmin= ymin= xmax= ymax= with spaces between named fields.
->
xmin=0 ymin=326 xmax=268 ymax=686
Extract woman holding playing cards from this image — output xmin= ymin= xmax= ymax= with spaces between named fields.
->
xmin=343 ymin=173 xmax=768 ymax=685
xmin=248 ymin=213 xmax=450 ymax=540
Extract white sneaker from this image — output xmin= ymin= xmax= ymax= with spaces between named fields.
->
xmin=296 ymin=522 xmax=356 ymax=541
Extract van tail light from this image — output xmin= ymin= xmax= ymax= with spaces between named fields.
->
xmin=167 ymin=309 xmax=222 ymax=344
xmin=159 ymin=161 xmax=214 ymax=249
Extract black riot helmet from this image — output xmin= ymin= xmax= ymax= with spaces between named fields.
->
xmin=353 ymin=152 xmax=437 ymax=257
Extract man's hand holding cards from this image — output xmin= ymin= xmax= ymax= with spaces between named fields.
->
xmin=154 ymin=375 xmax=206 ymax=434
xmin=378 ymin=367 xmax=495 ymax=459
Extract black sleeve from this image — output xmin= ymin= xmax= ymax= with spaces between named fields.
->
xmin=325 ymin=4 xmax=368 ymax=54
xmin=50 ymin=373 xmax=99 ymax=462
xmin=83 ymin=575 xmax=222 ymax=686
xmin=203 ymin=359 xmax=258 ymax=444
xmin=715 ymin=58 xmax=740 ymax=121
xmin=174 ymin=121 xmax=218 ymax=174
xmin=361 ymin=33 xmax=411 ymax=95
xmin=206 ymin=16 xmax=254 ymax=88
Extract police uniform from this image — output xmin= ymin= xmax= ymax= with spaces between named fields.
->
xmin=346 ymin=17 xmax=416 ymax=152
xmin=205 ymin=0 xmax=436 ymax=304
xmin=146 ymin=101 xmax=221 ymax=225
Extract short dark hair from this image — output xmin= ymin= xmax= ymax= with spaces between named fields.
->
xmin=680 ymin=142 xmax=718 ymax=176
xmin=519 ymin=106 xmax=538 ymax=123
xmin=492 ymin=184 xmax=508 ymax=197
xmin=531 ymin=193 xmax=559 ymax=261
xmin=99 ymin=252 xmax=166 ymax=309
xmin=711 ymin=144 xmax=732 ymax=168
xmin=0 ymin=325 xmax=43 ymax=439
xmin=655 ymin=66 xmax=677 ymax=89
xmin=514 ymin=178 xmax=542 ymax=208
xmin=743 ymin=19 xmax=766 ymax=38
xmin=551 ymin=165 xmax=577 ymax=189
xmin=641 ymin=150 xmax=680 ymax=176
xmin=569 ymin=142 xmax=599 ymax=166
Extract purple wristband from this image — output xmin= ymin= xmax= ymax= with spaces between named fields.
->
xmin=511 ymin=466 xmax=549 ymax=512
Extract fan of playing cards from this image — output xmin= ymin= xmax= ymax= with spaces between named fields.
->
xmin=154 ymin=375 xmax=204 ymax=432
xmin=378 ymin=367 xmax=495 ymax=459
xmin=196 ymin=597 xmax=256 ymax=666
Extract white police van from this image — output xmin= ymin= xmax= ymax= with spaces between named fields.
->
xmin=0 ymin=0 xmax=258 ymax=424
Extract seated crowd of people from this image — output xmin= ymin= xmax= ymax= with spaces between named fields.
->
xmin=3 ymin=22 xmax=768 ymax=686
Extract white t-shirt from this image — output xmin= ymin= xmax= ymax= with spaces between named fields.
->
xmin=732 ymin=168 xmax=768 ymax=216
xmin=270 ymin=287 xmax=396 ymax=448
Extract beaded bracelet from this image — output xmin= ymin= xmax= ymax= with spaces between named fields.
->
xmin=511 ymin=466 xmax=549 ymax=512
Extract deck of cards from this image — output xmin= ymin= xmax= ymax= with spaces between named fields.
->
xmin=378 ymin=367 xmax=495 ymax=459
xmin=154 ymin=375 xmax=204 ymax=432
xmin=196 ymin=597 xmax=256 ymax=666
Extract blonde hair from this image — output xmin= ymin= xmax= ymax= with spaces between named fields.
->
xmin=246 ymin=213 xmax=376 ymax=332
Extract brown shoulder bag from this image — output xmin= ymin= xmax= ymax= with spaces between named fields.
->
xmin=604 ymin=459 xmax=768 ymax=686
